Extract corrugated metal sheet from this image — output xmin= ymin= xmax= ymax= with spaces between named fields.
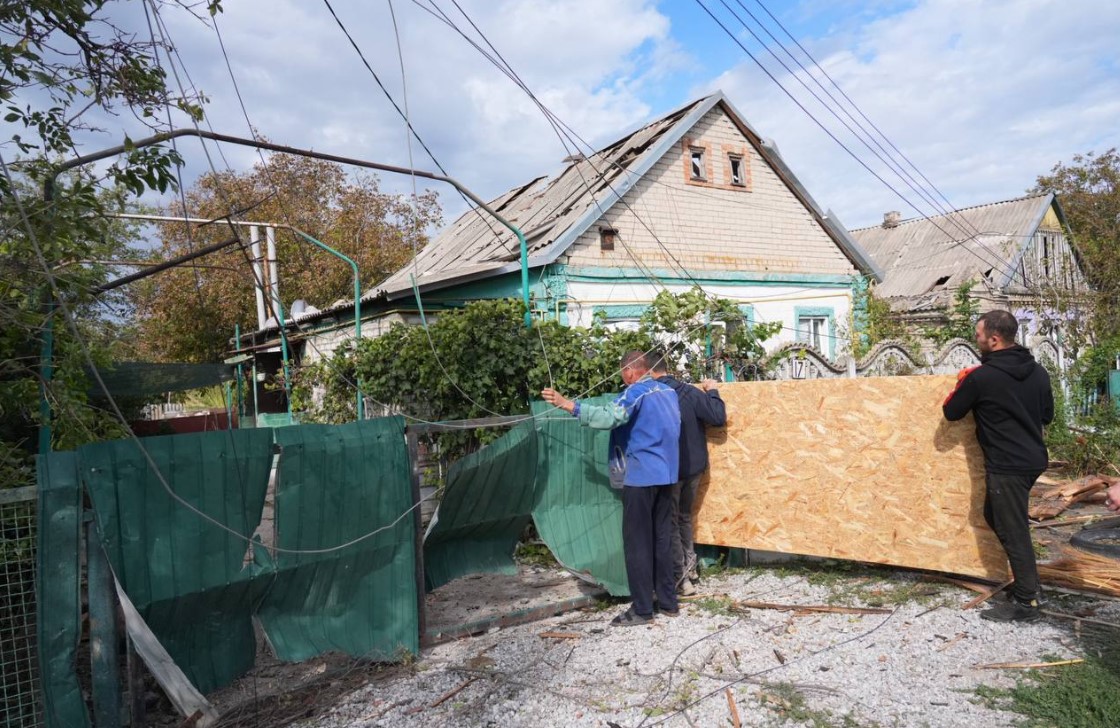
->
xmin=530 ymin=399 xmax=629 ymax=596
xmin=36 ymin=453 xmax=91 ymax=728
xmin=851 ymin=194 xmax=1050 ymax=299
xmin=82 ymin=430 xmax=275 ymax=693
xmin=423 ymin=423 xmax=539 ymax=591
xmin=259 ymin=417 xmax=418 ymax=662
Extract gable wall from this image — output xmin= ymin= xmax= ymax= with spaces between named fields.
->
xmin=558 ymin=106 xmax=857 ymax=276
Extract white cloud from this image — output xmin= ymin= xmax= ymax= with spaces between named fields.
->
xmin=701 ymin=0 xmax=1120 ymax=228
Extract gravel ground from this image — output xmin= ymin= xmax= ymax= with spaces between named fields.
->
xmin=294 ymin=566 xmax=1120 ymax=728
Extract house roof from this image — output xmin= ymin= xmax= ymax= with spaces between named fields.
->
xmin=281 ymin=91 xmax=882 ymax=332
xmin=374 ymin=90 xmax=882 ymax=301
xmin=849 ymin=192 xmax=1059 ymax=300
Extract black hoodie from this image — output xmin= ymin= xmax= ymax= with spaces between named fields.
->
xmin=942 ymin=345 xmax=1054 ymax=474
xmin=654 ymin=375 xmax=727 ymax=479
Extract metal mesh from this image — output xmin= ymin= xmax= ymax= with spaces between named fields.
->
xmin=0 ymin=486 xmax=42 ymax=727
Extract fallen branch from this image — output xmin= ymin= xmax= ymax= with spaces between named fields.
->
xmin=430 ymin=677 xmax=479 ymax=708
xmin=736 ymin=601 xmax=891 ymax=615
xmin=975 ymin=659 xmax=1084 ymax=670
xmin=1030 ymin=514 xmax=1107 ymax=529
xmin=538 ymin=631 xmax=582 ymax=640
xmin=1041 ymin=610 xmax=1120 ymax=630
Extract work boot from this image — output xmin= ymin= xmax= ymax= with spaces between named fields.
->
xmin=981 ymin=597 xmax=1042 ymax=623
xmin=611 ymin=607 xmax=654 ymax=627
xmin=677 ymin=578 xmax=697 ymax=597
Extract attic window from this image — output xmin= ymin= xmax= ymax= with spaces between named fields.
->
xmin=599 ymin=226 xmax=618 ymax=251
xmin=689 ymin=147 xmax=706 ymax=180
xmin=934 ymin=275 xmax=950 ymax=286
xmin=728 ymin=154 xmax=744 ymax=186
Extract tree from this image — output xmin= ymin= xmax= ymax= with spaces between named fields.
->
xmin=1 ymin=1 xmax=217 ymax=484
xmin=130 ymin=153 xmax=441 ymax=362
xmin=1031 ymin=148 xmax=1120 ymax=338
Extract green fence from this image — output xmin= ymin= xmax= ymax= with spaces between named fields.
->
xmin=423 ymin=423 xmax=539 ymax=591
xmin=531 ymin=399 xmax=629 ymax=596
xmin=1 ymin=486 xmax=43 ymax=728
xmin=36 ymin=417 xmax=417 ymax=727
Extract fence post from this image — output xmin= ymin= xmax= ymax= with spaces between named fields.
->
xmin=406 ymin=429 xmax=427 ymax=645
xmin=86 ymin=519 xmax=121 ymax=728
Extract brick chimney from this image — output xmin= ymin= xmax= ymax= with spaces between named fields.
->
xmin=882 ymin=211 xmax=902 ymax=229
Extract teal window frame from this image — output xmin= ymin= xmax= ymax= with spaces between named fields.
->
xmin=794 ymin=305 xmax=836 ymax=359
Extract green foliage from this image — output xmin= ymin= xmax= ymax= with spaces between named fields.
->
xmin=1044 ymin=334 xmax=1120 ymax=474
xmin=850 ymin=282 xmax=912 ymax=359
xmin=1 ymin=2 xmax=209 ymax=483
xmin=922 ymin=280 xmax=980 ymax=347
xmin=292 ymin=288 xmax=780 ymax=456
xmin=974 ymin=646 xmax=1120 ymax=728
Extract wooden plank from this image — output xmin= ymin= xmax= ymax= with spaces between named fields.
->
xmin=87 ymin=524 xmax=121 ymax=728
xmin=113 ymin=575 xmax=219 ymax=727
xmin=694 ymin=377 xmax=1010 ymax=580
xmin=737 ymin=600 xmax=891 ymax=616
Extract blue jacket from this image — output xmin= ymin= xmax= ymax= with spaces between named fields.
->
xmin=655 ymin=375 xmax=726 ymax=479
xmin=574 ymin=376 xmax=681 ymax=486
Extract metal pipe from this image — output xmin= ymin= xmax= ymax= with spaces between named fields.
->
xmin=64 ymin=128 xmax=533 ymax=327
xmin=249 ymin=226 xmax=266 ymax=329
xmin=266 ymin=226 xmax=280 ymax=324
xmin=289 ymin=229 xmax=364 ymax=420
xmin=92 ymin=236 xmax=240 ymax=293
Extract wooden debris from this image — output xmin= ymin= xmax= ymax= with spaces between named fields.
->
xmin=430 ymin=677 xmax=479 ymax=708
xmin=924 ymin=574 xmax=995 ymax=594
xmin=737 ymin=600 xmax=891 ymax=615
xmin=1041 ymin=610 xmax=1120 ymax=630
xmin=975 ymin=659 xmax=1084 ymax=670
xmin=1038 ymin=546 xmax=1120 ymax=598
xmin=936 ymin=632 xmax=967 ymax=652
xmin=725 ymin=687 xmax=741 ymax=728
xmin=1030 ymin=514 xmax=1108 ymax=529
xmin=773 ymin=649 xmax=786 ymax=665
xmin=962 ymin=579 xmax=1014 ymax=610
xmin=538 ymin=631 xmax=582 ymax=640
xmin=1029 ymin=475 xmax=1114 ymax=520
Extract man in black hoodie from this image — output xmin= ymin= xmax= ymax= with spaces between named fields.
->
xmin=649 ymin=352 xmax=727 ymax=596
xmin=943 ymin=310 xmax=1054 ymax=622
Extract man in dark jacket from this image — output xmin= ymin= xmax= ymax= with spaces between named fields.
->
xmin=649 ymin=352 xmax=727 ymax=596
xmin=943 ymin=310 xmax=1054 ymax=622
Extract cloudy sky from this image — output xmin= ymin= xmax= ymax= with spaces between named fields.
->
xmin=97 ymin=0 xmax=1120 ymax=231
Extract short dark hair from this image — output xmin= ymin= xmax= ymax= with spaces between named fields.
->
xmin=620 ymin=350 xmax=647 ymax=370
xmin=645 ymin=349 xmax=668 ymax=373
xmin=978 ymin=310 xmax=1018 ymax=342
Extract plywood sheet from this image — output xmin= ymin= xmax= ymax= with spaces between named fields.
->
xmin=694 ymin=376 xmax=1010 ymax=580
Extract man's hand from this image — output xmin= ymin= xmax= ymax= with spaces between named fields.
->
xmin=1106 ymin=483 xmax=1120 ymax=513
xmin=541 ymin=387 xmax=575 ymax=414
xmin=699 ymin=379 xmax=719 ymax=392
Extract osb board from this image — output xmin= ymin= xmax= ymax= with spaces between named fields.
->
xmin=694 ymin=376 xmax=1010 ymax=580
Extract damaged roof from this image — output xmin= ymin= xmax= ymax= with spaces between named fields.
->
xmin=373 ymin=90 xmax=881 ymax=301
xmin=850 ymin=193 xmax=1060 ymax=300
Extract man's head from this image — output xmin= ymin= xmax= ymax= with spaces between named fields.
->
xmin=975 ymin=310 xmax=1018 ymax=355
xmin=645 ymin=349 xmax=669 ymax=376
xmin=620 ymin=350 xmax=649 ymax=385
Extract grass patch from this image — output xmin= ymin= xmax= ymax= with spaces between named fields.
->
xmin=690 ymin=595 xmax=737 ymax=617
xmin=974 ymin=645 xmax=1120 ymax=727
xmin=514 ymin=540 xmax=558 ymax=568
xmin=765 ymin=559 xmax=943 ymax=607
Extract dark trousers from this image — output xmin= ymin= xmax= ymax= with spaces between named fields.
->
xmin=983 ymin=471 xmax=1042 ymax=602
xmin=622 ymin=484 xmax=677 ymax=616
xmin=670 ymin=473 xmax=702 ymax=583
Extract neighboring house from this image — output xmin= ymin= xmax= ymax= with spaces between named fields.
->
xmin=849 ymin=193 xmax=1088 ymax=350
xmin=249 ymin=91 xmax=883 ymax=375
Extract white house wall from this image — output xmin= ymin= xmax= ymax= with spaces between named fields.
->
xmin=564 ymin=280 xmax=854 ymax=358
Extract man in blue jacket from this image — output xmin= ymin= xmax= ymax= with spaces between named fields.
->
xmin=943 ymin=310 xmax=1053 ymax=623
xmin=541 ymin=350 xmax=681 ymax=626
xmin=648 ymin=351 xmax=726 ymax=596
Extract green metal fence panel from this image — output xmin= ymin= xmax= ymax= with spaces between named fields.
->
xmin=423 ymin=423 xmax=539 ymax=592
xmin=258 ymin=416 xmax=417 ymax=662
xmin=35 ymin=454 xmax=90 ymax=728
xmin=530 ymin=398 xmax=629 ymax=596
xmin=81 ymin=430 xmax=274 ymax=693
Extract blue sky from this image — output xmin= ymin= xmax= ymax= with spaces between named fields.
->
xmin=47 ymin=0 xmax=1120 ymax=232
